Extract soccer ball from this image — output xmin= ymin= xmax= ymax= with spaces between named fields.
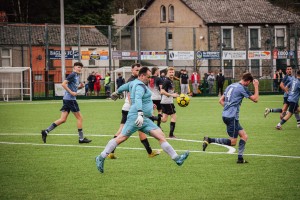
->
xmin=176 ymin=94 xmax=190 ymax=107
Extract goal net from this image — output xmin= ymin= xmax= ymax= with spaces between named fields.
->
xmin=0 ymin=67 xmax=32 ymax=101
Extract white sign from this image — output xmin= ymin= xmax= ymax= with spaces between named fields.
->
xmin=55 ymin=84 xmax=85 ymax=96
xmin=248 ymin=51 xmax=271 ymax=59
xmin=222 ymin=51 xmax=246 ymax=60
xmin=169 ymin=51 xmax=194 ymax=60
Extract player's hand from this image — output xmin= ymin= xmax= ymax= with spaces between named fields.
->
xmin=135 ymin=111 xmax=144 ymax=127
xmin=253 ymin=79 xmax=259 ymax=86
xmin=111 ymin=91 xmax=121 ymax=101
xmin=172 ymin=93 xmax=179 ymax=98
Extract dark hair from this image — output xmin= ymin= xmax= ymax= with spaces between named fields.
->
xmin=297 ymin=70 xmax=300 ymax=76
xmin=139 ymin=67 xmax=150 ymax=76
xmin=242 ymin=72 xmax=254 ymax=82
xmin=74 ymin=62 xmax=83 ymax=67
xmin=151 ymin=67 xmax=158 ymax=75
xmin=131 ymin=63 xmax=141 ymax=68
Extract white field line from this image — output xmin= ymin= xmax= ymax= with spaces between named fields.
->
xmin=0 ymin=133 xmax=299 ymax=159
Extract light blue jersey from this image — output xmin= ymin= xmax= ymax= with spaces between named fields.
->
xmin=222 ymin=82 xmax=253 ymax=120
xmin=287 ymin=77 xmax=300 ymax=103
xmin=63 ymin=72 xmax=80 ymax=100
xmin=282 ymin=75 xmax=293 ymax=98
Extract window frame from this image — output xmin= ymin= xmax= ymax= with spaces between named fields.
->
xmin=274 ymin=25 xmax=286 ymax=48
xmin=221 ymin=26 xmax=234 ymax=49
xmin=160 ymin=5 xmax=166 ymax=23
xmin=248 ymin=26 xmax=261 ymax=49
xmin=249 ymin=59 xmax=262 ymax=77
xmin=168 ymin=5 xmax=174 ymax=22
xmin=1 ymin=48 xmax=12 ymax=67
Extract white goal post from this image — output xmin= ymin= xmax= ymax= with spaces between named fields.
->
xmin=0 ymin=67 xmax=32 ymax=101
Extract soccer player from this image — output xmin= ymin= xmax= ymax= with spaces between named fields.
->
xmin=275 ymin=70 xmax=300 ymax=129
xmin=41 ymin=62 xmax=92 ymax=144
xmin=148 ymin=67 xmax=163 ymax=127
xmin=95 ymin=67 xmax=189 ymax=173
xmin=203 ymin=72 xmax=259 ymax=164
xmin=160 ymin=66 xmax=179 ymax=138
xmin=106 ymin=63 xmax=160 ymax=159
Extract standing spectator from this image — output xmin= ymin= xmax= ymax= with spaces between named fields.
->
xmin=207 ymin=71 xmax=215 ymax=94
xmin=203 ymin=72 xmax=259 ymax=164
xmin=216 ymin=70 xmax=225 ymax=96
xmin=116 ymin=73 xmax=125 ymax=89
xmin=87 ymin=71 xmax=96 ymax=96
xmin=278 ymin=69 xmax=284 ymax=92
xmin=191 ymin=71 xmax=201 ymax=95
xmin=104 ymin=72 xmax=111 ymax=98
xmin=180 ymin=69 xmax=189 ymax=94
xmin=160 ymin=72 xmax=167 ymax=82
xmin=84 ymin=81 xmax=89 ymax=96
xmin=94 ymin=72 xmax=102 ymax=96
xmin=273 ymin=70 xmax=279 ymax=92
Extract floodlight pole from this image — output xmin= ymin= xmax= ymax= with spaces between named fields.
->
xmin=60 ymin=0 xmax=65 ymax=81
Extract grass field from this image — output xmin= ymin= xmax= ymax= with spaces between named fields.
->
xmin=0 ymin=95 xmax=299 ymax=200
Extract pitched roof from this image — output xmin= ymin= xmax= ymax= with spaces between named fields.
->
xmin=181 ymin=0 xmax=300 ymax=24
xmin=0 ymin=24 xmax=109 ymax=46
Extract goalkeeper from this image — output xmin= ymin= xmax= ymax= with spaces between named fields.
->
xmin=95 ymin=67 xmax=189 ymax=173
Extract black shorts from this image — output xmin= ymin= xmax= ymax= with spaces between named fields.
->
xmin=88 ymin=83 xmax=94 ymax=91
xmin=161 ymin=104 xmax=176 ymax=115
xmin=60 ymin=100 xmax=80 ymax=113
xmin=120 ymin=110 xmax=129 ymax=124
xmin=283 ymin=97 xmax=289 ymax=105
xmin=222 ymin=117 xmax=243 ymax=138
xmin=152 ymin=100 xmax=162 ymax=111
xmin=288 ymin=102 xmax=299 ymax=113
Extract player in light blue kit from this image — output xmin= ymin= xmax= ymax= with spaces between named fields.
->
xmin=276 ymin=70 xmax=300 ymax=129
xmin=203 ymin=72 xmax=259 ymax=164
xmin=95 ymin=67 xmax=189 ymax=173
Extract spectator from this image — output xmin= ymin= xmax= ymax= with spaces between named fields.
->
xmin=94 ymin=72 xmax=102 ymax=96
xmin=273 ymin=70 xmax=279 ymax=92
xmin=160 ymin=72 xmax=167 ymax=82
xmin=116 ymin=73 xmax=125 ymax=89
xmin=278 ymin=69 xmax=284 ymax=92
xmin=180 ymin=69 xmax=189 ymax=94
xmin=84 ymin=81 xmax=89 ymax=96
xmin=207 ymin=72 xmax=215 ymax=94
xmin=216 ymin=70 xmax=225 ymax=96
xmin=191 ymin=71 xmax=201 ymax=95
xmin=104 ymin=72 xmax=111 ymax=98
xmin=87 ymin=71 xmax=96 ymax=96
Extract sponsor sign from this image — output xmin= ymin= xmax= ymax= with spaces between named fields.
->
xmin=49 ymin=50 xmax=75 ymax=60
xmin=196 ymin=51 xmax=220 ymax=60
xmin=222 ymin=51 xmax=246 ymax=60
xmin=248 ymin=51 xmax=271 ymax=59
xmin=169 ymin=51 xmax=194 ymax=60
xmin=141 ymin=51 xmax=167 ymax=60
xmin=273 ymin=50 xmax=295 ymax=59
xmin=112 ymin=51 xmax=138 ymax=60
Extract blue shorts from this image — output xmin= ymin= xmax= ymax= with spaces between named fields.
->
xmin=222 ymin=117 xmax=243 ymax=138
xmin=60 ymin=100 xmax=80 ymax=113
xmin=121 ymin=116 xmax=159 ymax=137
xmin=288 ymin=102 xmax=299 ymax=113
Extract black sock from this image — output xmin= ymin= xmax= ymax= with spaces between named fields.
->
xmin=141 ymin=139 xmax=152 ymax=154
xmin=111 ymin=135 xmax=117 ymax=153
xmin=78 ymin=129 xmax=83 ymax=140
xmin=157 ymin=114 xmax=162 ymax=127
xmin=271 ymin=108 xmax=282 ymax=113
xmin=210 ymin=138 xmax=231 ymax=145
xmin=46 ymin=123 xmax=57 ymax=133
xmin=169 ymin=122 xmax=176 ymax=136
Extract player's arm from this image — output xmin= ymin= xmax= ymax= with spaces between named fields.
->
xmin=249 ymin=79 xmax=259 ymax=103
xmin=219 ymin=95 xmax=225 ymax=107
xmin=117 ymin=82 xmax=130 ymax=93
xmin=161 ymin=88 xmax=179 ymax=98
xmin=62 ymin=80 xmax=77 ymax=96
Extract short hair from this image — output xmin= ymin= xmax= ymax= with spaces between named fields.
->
xmin=151 ymin=67 xmax=159 ymax=75
xmin=74 ymin=62 xmax=83 ymax=67
xmin=118 ymin=73 xmax=121 ymax=76
xmin=167 ymin=66 xmax=175 ymax=72
xmin=242 ymin=72 xmax=254 ymax=82
xmin=139 ymin=67 xmax=150 ymax=76
xmin=297 ymin=70 xmax=300 ymax=76
xmin=131 ymin=63 xmax=141 ymax=69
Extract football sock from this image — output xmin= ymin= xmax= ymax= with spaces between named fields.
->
xmin=46 ymin=123 xmax=57 ymax=133
xmin=149 ymin=116 xmax=158 ymax=121
xmin=238 ymin=139 xmax=246 ymax=158
xmin=294 ymin=113 xmax=300 ymax=121
xmin=161 ymin=141 xmax=177 ymax=159
xmin=101 ymin=139 xmax=118 ymax=158
xmin=270 ymin=108 xmax=282 ymax=113
xmin=169 ymin=122 xmax=176 ymax=136
xmin=111 ymin=135 xmax=117 ymax=153
xmin=78 ymin=129 xmax=83 ymax=140
xmin=157 ymin=114 xmax=162 ymax=127
xmin=210 ymin=138 xmax=231 ymax=145
xmin=279 ymin=119 xmax=287 ymax=125
xmin=141 ymin=138 xmax=152 ymax=154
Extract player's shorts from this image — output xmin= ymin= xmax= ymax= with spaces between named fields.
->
xmin=94 ymin=84 xmax=100 ymax=91
xmin=161 ymin=104 xmax=176 ymax=115
xmin=88 ymin=83 xmax=94 ymax=91
xmin=60 ymin=100 xmax=80 ymax=113
xmin=152 ymin=100 xmax=162 ymax=110
xmin=120 ymin=110 xmax=129 ymax=124
xmin=222 ymin=117 xmax=243 ymax=138
xmin=288 ymin=102 xmax=299 ymax=113
xmin=283 ymin=97 xmax=289 ymax=105
xmin=121 ymin=117 xmax=159 ymax=137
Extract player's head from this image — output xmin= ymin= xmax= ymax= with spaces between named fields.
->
xmin=74 ymin=62 xmax=83 ymax=68
xmin=138 ymin=67 xmax=151 ymax=84
xmin=151 ymin=67 xmax=159 ymax=76
xmin=241 ymin=72 xmax=254 ymax=85
xmin=73 ymin=62 xmax=83 ymax=73
xmin=286 ymin=66 xmax=292 ymax=75
xmin=167 ymin=66 xmax=175 ymax=78
xmin=131 ymin=63 xmax=141 ymax=77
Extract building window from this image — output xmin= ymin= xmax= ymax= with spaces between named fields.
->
xmin=168 ymin=5 xmax=174 ymax=22
xmin=160 ymin=6 xmax=166 ymax=22
xmin=223 ymin=59 xmax=233 ymax=78
xmin=250 ymin=59 xmax=260 ymax=78
xmin=166 ymin=32 xmax=173 ymax=50
xmin=88 ymin=48 xmax=96 ymax=66
xmin=248 ymin=27 xmax=261 ymax=49
xmin=34 ymin=74 xmax=43 ymax=81
xmin=222 ymin=27 xmax=233 ymax=49
xmin=275 ymin=26 xmax=286 ymax=48
xmin=1 ymin=48 xmax=12 ymax=67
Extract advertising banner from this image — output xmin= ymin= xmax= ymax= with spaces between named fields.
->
xmin=196 ymin=51 xmax=220 ymax=60
xmin=169 ymin=51 xmax=194 ymax=60
xmin=222 ymin=51 xmax=246 ymax=60
xmin=248 ymin=51 xmax=271 ymax=59
xmin=112 ymin=51 xmax=138 ymax=60
xmin=141 ymin=51 xmax=167 ymax=60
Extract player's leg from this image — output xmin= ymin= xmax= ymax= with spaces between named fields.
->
xmin=237 ymin=128 xmax=248 ymax=164
xmin=73 ymin=111 xmax=92 ymax=143
xmin=138 ymin=131 xmax=160 ymax=157
xmin=169 ymin=113 xmax=177 ymax=138
xmin=276 ymin=102 xmax=297 ymax=129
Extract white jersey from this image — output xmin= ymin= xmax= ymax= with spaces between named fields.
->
xmin=148 ymin=76 xmax=163 ymax=100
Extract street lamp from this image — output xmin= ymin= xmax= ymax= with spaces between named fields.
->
xmin=134 ymin=8 xmax=145 ymax=51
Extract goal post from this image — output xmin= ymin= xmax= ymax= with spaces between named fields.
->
xmin=0 ymin=67 xmax=32 ymax=101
